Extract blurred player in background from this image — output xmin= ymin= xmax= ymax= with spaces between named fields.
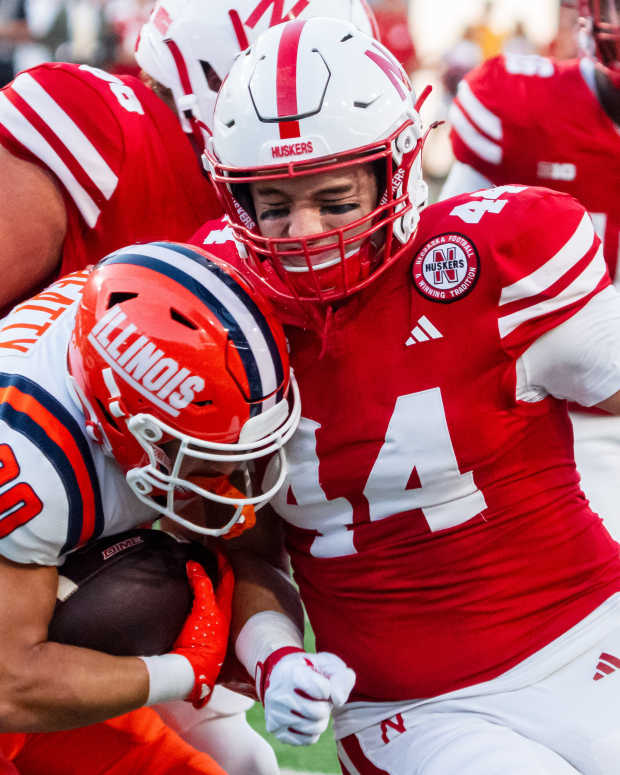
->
xmin=0 ymin=0 xmax=378 ymax=317
xmin=367 ymin=0 xmax=416 ymax=73
xmin=441 ymin=0 xmax=620 ymax=538
xmin=196 ymin=16 xmax=620 ymax=773
xmin=0 ymin=242 xmax=299 ymax=773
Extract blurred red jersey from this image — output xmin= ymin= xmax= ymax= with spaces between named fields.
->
xmin=449 ymin=55 xmax=620 ymax=284
xmin=0 ymin=63 xmax=221 ymax=312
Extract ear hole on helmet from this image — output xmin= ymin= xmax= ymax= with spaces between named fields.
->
xmin=170 ymin=308 xmax=198 ymax=329
xmin=200 ymin=61 xmax=222 ymax=92
xmin=193 ymin=399 xmax=213 ymax=406
xmin=107 ymin=292 xmax=138 ymax=309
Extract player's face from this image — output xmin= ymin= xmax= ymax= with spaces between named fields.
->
xmin=161 ymin=439 xmax=237 ymax=478
xmin=249 ymin=164 xmax=378 ymax=268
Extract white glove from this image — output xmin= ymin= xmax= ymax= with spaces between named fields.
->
xmin=256 ymin=647 xmax=356 ymax=746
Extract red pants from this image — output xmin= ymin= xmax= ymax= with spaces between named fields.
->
xmin=0 ymin=708 xmax=227 ymax=775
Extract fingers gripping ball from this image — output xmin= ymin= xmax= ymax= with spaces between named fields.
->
xmin=257 ymin=648 xmax=356 ymax=746
xmin=49 ymin=529 xmax=218 ymax=656
xmin=172 ymin=552 xmax=234 ymax=708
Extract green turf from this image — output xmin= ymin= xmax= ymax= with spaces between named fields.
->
xmin=247 ymin=704 xmax=340 ymax=773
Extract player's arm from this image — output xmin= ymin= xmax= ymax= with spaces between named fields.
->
xmin=0 ymin=144 xmax=67 ymax=308
xmin=0 ymin=548 xmax=230 ymax=732
xmin=596 ymin=390 xmax=620 ymax=414
xmin=517 ymin=285 xmax=620 ymax=414
xmin=227 ymin=507 xmax=355 ymax=747
xmin=0 ymin=553 xmax=148 ymax=731
xmin=597 ymin=391 xmax=620 ymax=413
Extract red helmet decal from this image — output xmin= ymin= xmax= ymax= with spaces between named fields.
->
xmin=276 ymin=19 xmax=306 ymax=139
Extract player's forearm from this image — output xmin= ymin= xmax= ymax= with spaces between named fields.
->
xmin=0 ymin=642 xmax=149 ymax=732
xmin=229 ymin=549 xmax=304 ymax=644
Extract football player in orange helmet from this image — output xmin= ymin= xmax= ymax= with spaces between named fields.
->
xmin=0 ymin=242 xmax=300 ymax=773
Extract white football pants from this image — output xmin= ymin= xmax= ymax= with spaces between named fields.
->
xmin=154 ymin=686 xmax=278 ymax=775
xmin=337 ymin=624 xmax=620 ymax=774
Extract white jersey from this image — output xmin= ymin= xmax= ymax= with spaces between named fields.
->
xmin=0 ymin=271 xmax=153 ymax=566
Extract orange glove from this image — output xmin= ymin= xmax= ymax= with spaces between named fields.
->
xmin=171 ymin=552 xmax=234 ymax=708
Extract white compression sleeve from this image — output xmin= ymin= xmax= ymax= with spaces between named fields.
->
xmin=517 ymin=286 xmax=620 ymax=407
xmin=235 ymin=610 xmax=304 ymax=679
xmin=139 ymin=654 xmax=195 ymax=705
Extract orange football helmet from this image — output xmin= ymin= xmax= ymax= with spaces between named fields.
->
xmin=67 ymin=241 xmax=300 ymax=536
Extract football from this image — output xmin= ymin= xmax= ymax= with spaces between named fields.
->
xmin=48 ymin=529 xmax=219 ymax=656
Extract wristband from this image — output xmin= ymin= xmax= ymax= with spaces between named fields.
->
xmin=256 ymin=645 xmax=305 ymax=703
xmin=235 ymin=610 xmax=303 ymax=685
xmin=139 ymin=654 xmax=194 ymax=705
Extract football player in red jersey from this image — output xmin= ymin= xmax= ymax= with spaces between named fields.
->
xmin=194 ymin=17 xmax=620 ymax=774
xmin=0 ymin=242 xmax=300 ymax=773
xmin=0 ymin=0 xmax=379 ymax=317
xmin=441 ymin=0 xmax=620 ymax=541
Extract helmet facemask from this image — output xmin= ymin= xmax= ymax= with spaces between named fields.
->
xmin=67 ymin=242 xmax=300 ymax=537
xmin=205 ymin=17 xmax=432 ymax=326
xmin=207 ymin=113 xmax=428 ymax=310
xmin=123 ymin=378 xmax=301 ymax=537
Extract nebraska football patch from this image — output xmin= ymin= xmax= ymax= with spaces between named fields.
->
xmin=411 ymin=233 xmax=480 ymax=303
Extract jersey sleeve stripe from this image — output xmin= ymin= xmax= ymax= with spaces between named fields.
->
xmin=0 ymin=92 xmax=101 ymax=228
xmin=499 ymin=213 xmax=596 ymax=306
xmin=448 ymin=101 xmax=502 ymax=166
xmin=498 ymin=244 xmax=607 ymax=338
xmin=0 ymin=374 xmax=104 ymax=553
xmin=11 ymin=73 xmax=118 ymax=200
xmin=455 ymin=80 xmax=503 ymax=141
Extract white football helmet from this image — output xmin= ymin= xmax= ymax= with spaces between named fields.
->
xmin=135 ymin=0 xmax=379 ymax=151
xmin=205 ymin=17 xmax=429 ymax=310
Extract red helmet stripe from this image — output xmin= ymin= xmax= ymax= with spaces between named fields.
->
xmin=229 ymin=9 xmax=250 ymax=50
xmin=165 ymin=37 xmax=193 ymax=96
xmin=276 ymin=19 xmax=305 ymax=139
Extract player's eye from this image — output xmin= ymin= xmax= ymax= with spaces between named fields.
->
xmin=258 ymin=206 xmax=290 ymax=221
xmin=320 ymin=202 xmax=360 ymax=215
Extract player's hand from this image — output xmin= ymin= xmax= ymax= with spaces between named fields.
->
xmin=256 ymin=647 xmax=356 ymax=745
xmin=171 ymin=551 xmax=234 ymax=708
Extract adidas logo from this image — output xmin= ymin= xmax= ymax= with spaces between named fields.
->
xmin=593 ymin=652 xmax=620 ymax=680
xmin=406 ymin=316 xmax=443 ymax=346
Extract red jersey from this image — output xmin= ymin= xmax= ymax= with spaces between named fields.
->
xmin=0 ymin=63 xmax=221 ymax=311
xmin=192 ymin=186 xmax=620 ymax=702
xmin=449 ymin=56 xmax=620 ymax=284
